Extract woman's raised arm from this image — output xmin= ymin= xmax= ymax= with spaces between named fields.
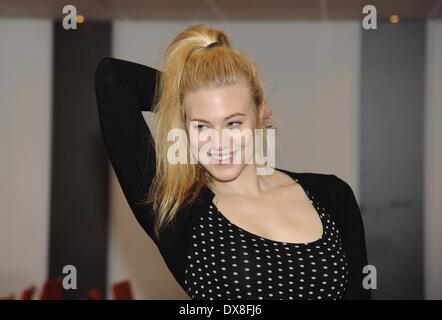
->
xmin=94 ymin=57 xmax=160 ymax=244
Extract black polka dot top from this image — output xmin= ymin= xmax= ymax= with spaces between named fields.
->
xmin=95 ymin=57 xmax=370 ymax=300
xmin=184 ymin=180 xmax=349 ymax=300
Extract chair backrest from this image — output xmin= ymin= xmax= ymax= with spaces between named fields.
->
xmin=52 ymin=276 xmax=63 ymax=300
xmin=20 ymin=285 xmax=36 ymax=300
xmin=87 ymin=288 xmax=102 ymax=300
xmin=39 ymin=276 xmax=64 ymax=300
xmin=39 ymin=279 xmax=52 ymax=300
xmin=112 ymin=280 xmax=134 ymax=300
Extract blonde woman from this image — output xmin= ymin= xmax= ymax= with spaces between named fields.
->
xmin=94 ymin=24 xmax=370 ymax=300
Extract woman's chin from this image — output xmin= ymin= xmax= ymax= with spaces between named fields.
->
xmin=207 ymin=164 xmax=244 ymax=182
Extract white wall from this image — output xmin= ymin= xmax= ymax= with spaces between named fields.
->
xmin=0 ymin=19 xmax=52 ymax=297
xmin=109 ymin=20 xmax=360 ymax=299
xmin=424 ymin=20 xmax=442 ymax=300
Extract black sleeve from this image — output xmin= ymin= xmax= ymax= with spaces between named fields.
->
xmin=333 ymin=175 xmax=371 ymax=300
xmin=94 ymin=57 xmax=160 ymax=244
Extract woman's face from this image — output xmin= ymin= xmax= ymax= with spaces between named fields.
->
xmin=183 ymin=78 xmax=262 ymax=182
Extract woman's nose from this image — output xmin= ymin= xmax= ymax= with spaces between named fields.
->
xmin=210 ymin=127 xmax=232 ymax=153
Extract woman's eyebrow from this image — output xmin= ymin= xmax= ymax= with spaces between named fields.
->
xmin=190 ymin=118 xmax=209 ymax=124
xmin=225 ymin=112 xmax=247 ymax=120
xmin=190 ymin=112 xmax=247 ymax=123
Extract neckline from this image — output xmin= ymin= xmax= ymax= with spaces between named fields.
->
xmin=205 ymin=167 xmax=326 ymax=246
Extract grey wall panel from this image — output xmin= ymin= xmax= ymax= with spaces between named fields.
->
xmin=360 ymin=21 xmax=425 ymax=299
xmin=49 ymin=21 xmax=111 ymax=299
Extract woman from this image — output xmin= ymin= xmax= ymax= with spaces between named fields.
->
xmin=94 ymin=24 xmax=370 ymax=300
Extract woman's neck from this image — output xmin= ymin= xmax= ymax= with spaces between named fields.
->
xmin=212 ymin=164 xmax=276 ymax=198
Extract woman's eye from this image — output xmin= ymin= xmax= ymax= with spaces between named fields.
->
xmin=194 ymin=124 xmax=208 ymax=131
xmin=227 ymin=121 xmax=242 ymax=128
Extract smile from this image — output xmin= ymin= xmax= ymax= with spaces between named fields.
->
xmin=210 ymin=153 xmax=232 ymax=160
xmin=208 ymin=150 xmax=239 ymax=163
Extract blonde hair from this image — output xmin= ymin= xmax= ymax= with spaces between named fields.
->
xmin=147 ymin=24 xmax=272 ymax=240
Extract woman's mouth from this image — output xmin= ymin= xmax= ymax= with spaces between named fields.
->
xmin=209 ymin=150 xmax=238 ymax=164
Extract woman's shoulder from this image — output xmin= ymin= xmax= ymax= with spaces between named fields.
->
xmin=275 ymin=167 xmax=339 ymax=189
xmin=275 ymin=167 xmax=357 ymax=205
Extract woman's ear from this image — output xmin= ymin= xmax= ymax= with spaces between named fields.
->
xmin=259 ymin=99 xmax=272 ymax=128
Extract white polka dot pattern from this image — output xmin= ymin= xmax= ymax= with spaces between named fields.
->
xmin=184 ymin=181 xmax=349 ymax=300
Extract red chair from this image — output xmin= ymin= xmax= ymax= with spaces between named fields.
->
xmin=39 ymin=276 xmax=64 ymax=300
xmin=86 ymin=288 xmax=102 ymax=300
xmin=20 ymin=285 xmax=36 ymax=300
xmin=39 ymin=279 xmax=52 ymax=300
xmin=52 ymin=276 xmax=63 ymax=300
xmin=112 ymin=280 xmax=134 ymax=300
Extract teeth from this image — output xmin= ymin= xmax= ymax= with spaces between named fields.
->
xmin=211 ymin=153 xmax=232 ymax=161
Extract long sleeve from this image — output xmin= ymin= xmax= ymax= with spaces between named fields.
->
xmin=94 ymin=57 xmax=160 ymax=244
xmin=333 ymin=175 xmax=371 ymax=300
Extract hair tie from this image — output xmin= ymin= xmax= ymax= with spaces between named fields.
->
xmin=206 ymin=41 xmax=221 ymax=49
